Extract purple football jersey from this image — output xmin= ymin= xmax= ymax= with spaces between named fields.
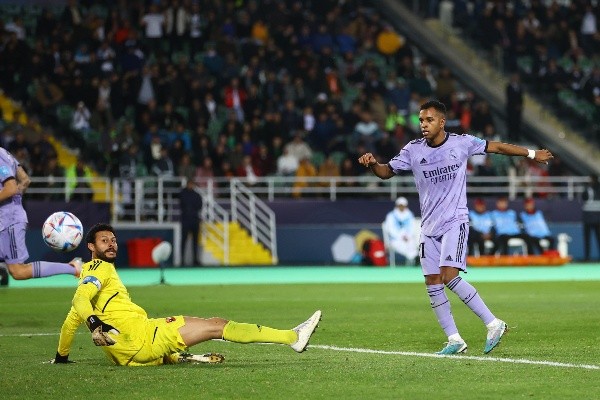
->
xmin=0 ymin=147 xmax=28 ymax=231
xmin=388 ymin=133 xmax=487 ymax=236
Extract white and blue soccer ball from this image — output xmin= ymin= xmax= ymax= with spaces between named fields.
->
xmin=42 ymin=211 xmax=84 ymax=252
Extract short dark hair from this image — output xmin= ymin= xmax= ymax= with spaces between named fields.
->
xmin=420 ymin=100 xmax=447 ymax=116
xmin=85 ymin=223 xmax=115 ymax=245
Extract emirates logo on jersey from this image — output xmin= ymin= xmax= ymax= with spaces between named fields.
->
xmin=422 ymin=163 xmax=461 ymax=184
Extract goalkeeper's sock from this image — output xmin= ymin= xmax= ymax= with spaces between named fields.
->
xmin=222 ymin=321 xmax=297 ymax=345
xmin=32 ymin=261 xmax=77 ymax=278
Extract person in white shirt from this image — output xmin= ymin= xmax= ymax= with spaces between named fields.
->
xmin=383 ymin=197 xmax=419 ymax=265
xmin=276 ymin=147 xmax=299 ymax=176
xmin=284 ymin=131 xmax=312 ymax=162
xmin=72 ymin=101 xmax=91 ymax=132
xmin=140 ymin=4 xmax=165 ymax=54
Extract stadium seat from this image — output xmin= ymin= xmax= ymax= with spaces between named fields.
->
xmin=330 ymin=151 xmax=346 ymax=167
xmin=507 ymin=238 xmax=528 ymax=255
xmin=311 ymin=151 xmax=325 ymax=168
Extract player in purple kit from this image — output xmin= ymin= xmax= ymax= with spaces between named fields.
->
xmin=0 ymin=147 xmax=82 ymax=282
xmin=358 ymin=100 xmax=553 ymax=354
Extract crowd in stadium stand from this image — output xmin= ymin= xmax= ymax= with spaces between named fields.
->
xmin=1 ymin=0 xmax=591 ymax=199
xmin=442 ymin=0 xmax=599 ymax=143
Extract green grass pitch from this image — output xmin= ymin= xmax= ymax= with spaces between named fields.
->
xmin=1 ymin=281 xmax=599 ymax=399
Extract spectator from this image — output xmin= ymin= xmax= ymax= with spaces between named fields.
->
xmin=34 ymin=75 xmax=64 ymax=124
xmin=42 ymin=156 xmax=66 ymax=201
xmin=520 ymin=198 xmax=555 ymax=255
xmin=317 ymin=154 xmax=341 ymax=187
xmin=188 ymin=1 xmax=206 ymax=57
xmin=470 ymin=101 xmax=495 ymax=134
xmin=338 ymin=156 xmax=360 ymax=197
xmin=506 ymin=73 xmax=524 ymax=142
xmin=284 ymin=131 xmax=312 ymax=163
xmin=179 ymin=178 xmax=203 ymax=266
xmin=140 ymin=4 xmax=166 ymax=55
xmin=582 ymin=174 xmax=600 ymax=261
xmin=165 ymin=0 xmax=188 ymax=55
xmin=490 ymin=197 xmax=533 ymax=255
xmin=382 ymin=196 xmax=419 ymax=265
xmin=252 ymin=143 xmax=275 ymax=177
xmin=177 ymin=152 xmax=196 ymax=181
xmin=579 ymin=4 xmax=598 ymax=56
xmin=194 ymin=156 xmax=215 ymax=190
xmin=236 ymin=155 xmax=259 ymax=186
xmin=71 ymin=101 xmax=91 ymax=132
xmin=276 ymin=147 xmax=299 ymax=177
xmin=151 ymin=147 xmax=175 ymax=179
xmin=353 ymin=111 xmax=382 ymax=152
xmin=468 ymin=198 xmax=495 ymax=256
xmin=118 ymin=143 xmax=145 ymax=219
xmin=376 ymin=24 xmax=405 ymax=63
xmin=65 ymin=159 xmax=93 ymax=202
xmin=224 ymin=77 xmax=247 ymax=123
xmin=292 ymin=156 xmax=317 ymax=198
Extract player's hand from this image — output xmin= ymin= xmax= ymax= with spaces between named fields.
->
xmin=87 ymin=315 xmax=120 ymax=346
xmin=533 ymin=149 xmax=554 ymax=164
xmin=49 ymin=352 xmax=75 ymax=364
xmin=358 ymin=153 xmax=377 ymax=168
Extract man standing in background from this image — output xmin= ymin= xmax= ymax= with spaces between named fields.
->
xmin=179 ymin=178 xmax=202 ymax=266
xmin=582 ymin=174 xmax=600 ymax=261
xmin=506 ymin=73 xmax=524 ymax=142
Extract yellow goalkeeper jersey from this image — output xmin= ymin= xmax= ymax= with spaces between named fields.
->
xmin=57 ymin=259 xmax=150 ymax=361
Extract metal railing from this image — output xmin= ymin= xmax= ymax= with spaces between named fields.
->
xmin=201 ymin=189 xmax=230 ymax=265
xmin=230 ymin=179 xmax=278 ymax=264
xmin=27 ymin=175 xmax=590 ymax=219
xmin=194 ymin=175 xmax=590 ymax=202
xmin=26 ymin=176 xmax=111 ymax=202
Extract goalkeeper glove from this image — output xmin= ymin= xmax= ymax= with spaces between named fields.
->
xmin=51 ymin=352 xmax=75 ymax=364
xmin=87 ymin=315 xmax=120 ymax=346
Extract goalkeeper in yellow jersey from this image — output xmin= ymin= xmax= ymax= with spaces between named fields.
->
xmin=52 ymin=223 xmax=321 ymax=366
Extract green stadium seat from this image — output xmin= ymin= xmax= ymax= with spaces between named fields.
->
xmin=176 ymin=106 xmax=189 ymax=121
xmin=56 ymin=104 xmax=74 ymax=128
xmin=311 ymin=151 xmax=325 ymax=168
xmin=516 ymin=56 xmax=533 ymax=75
xmin=330 ymin=151 xmax=346 ymax=167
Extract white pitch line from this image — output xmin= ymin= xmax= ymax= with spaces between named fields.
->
xmin=2 ymin=333 xmax=598 ymax=371
xmin=311 ymin=345 xmax=600 ymax=371
xmin=0 ymin=332 xmax=66 ymax=337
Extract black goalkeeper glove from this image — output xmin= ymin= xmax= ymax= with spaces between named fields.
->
xmin=87 ymin=315 xmax=120 ymax=346
xmin=51 ymin=352 xmax=75 ymax=364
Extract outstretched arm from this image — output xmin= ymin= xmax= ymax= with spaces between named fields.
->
xmin=487 ymin=141 xmax=554 ymax=164
xmin=358 ymin=153 xmax=395 ymax=180
xmin=53 ymin=308 xmax=84 ymax=363
xmin=72 ymin=281 xmax=120 ymax=346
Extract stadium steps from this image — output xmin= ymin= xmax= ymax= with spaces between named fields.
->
xmin=0 ymin=92 xmax=111 ymax=202
xmin=202 ymin=221 xmax=273 ymax=265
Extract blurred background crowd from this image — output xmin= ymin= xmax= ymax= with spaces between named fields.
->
xmin=0 ymin=0 xmax=597 ymax=198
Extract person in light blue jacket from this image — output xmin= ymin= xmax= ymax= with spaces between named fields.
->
xmin=519 ymin=198 xmax=555 ymax=255
xmin=490 ymin=197 xmax=534 ymax=255
xmin=468 ymin=198 xmax=495 ymax=256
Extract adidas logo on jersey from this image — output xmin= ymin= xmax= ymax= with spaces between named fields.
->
xmin=420 ymin=158 xmax=427 ymax=164
xmin=445 ymin=255 xmax=453 ymax=262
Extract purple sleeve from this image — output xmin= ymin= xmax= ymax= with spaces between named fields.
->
xmin=466 ymin=135 xmax=487 ymax=157
xmin=0 ymin=151 xmax=16 ymax=183
xmin=388 ymin=147 xmax=412 ymax=173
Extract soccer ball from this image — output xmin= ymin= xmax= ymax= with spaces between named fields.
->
xmin=42 ymin=212 xmax=84 ymax=252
